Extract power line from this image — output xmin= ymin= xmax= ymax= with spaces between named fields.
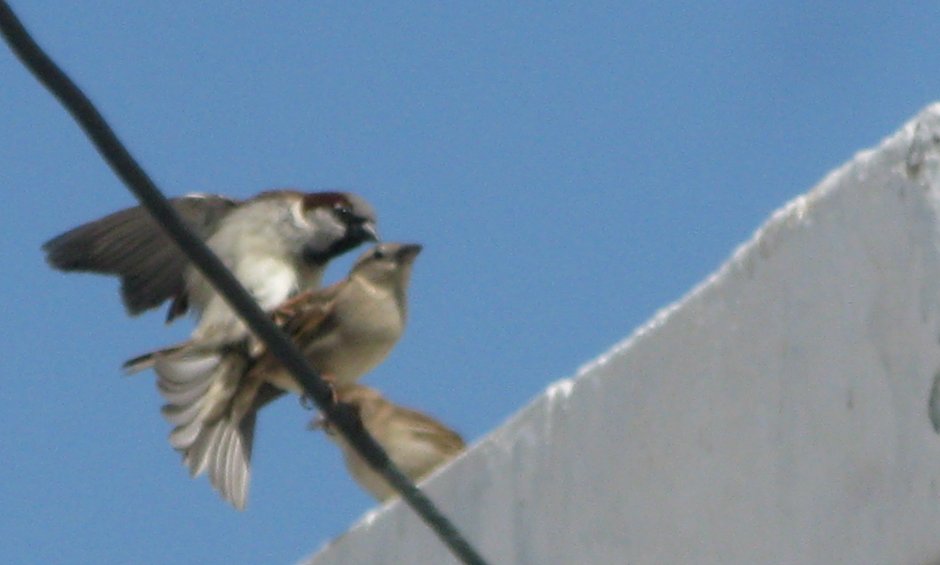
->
xmin=0 ymin=3 xmax=488 ymax=564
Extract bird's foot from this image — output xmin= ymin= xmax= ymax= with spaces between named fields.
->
xmin=297 ymin=374 xmax=339 ymax=409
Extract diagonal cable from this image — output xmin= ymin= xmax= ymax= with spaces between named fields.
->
xmin=0 ymin=3 xmax=488 ymax=564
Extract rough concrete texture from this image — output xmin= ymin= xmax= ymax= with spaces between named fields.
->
xmin=304 ymin=104 xmax=940 ymax=565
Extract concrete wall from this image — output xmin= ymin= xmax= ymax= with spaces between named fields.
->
xmin=304 ymin=104 xmax=940 ymax=565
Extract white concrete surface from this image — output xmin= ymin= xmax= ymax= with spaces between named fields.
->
xmin=304 ymin=104 xmax=940 ymax=565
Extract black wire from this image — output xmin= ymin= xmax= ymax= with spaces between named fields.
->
xmin=0 ymin=4 xmax=488 ymax=564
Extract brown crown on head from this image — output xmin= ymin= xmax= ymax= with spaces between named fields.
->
xmin=300 ymin=192 xmax=357 ymax=213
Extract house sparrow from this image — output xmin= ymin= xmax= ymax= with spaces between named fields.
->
xmin=124 ymin=242 xmax=422 ymax=509
xmin=312 ymin=384 xmax=465 ymax=502
xmin=44 ymin=190 xmax=378 ymax=343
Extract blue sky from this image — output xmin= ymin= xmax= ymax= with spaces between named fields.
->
xmin=2 ymin=2 xmax=938 ymax=563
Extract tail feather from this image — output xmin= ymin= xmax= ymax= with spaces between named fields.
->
xmin=123 ymin=342 xmax=191 ymax=374
xmin=151 ymin=350 xmax=257 ymax=509
xmin=129 ymin=339 xmax=284 ymax=510
xmin=179 ymin=414 xmax=254 ymax=510
xmin=169 ymin=417 xmax=204 ymax=452
xmin=182 ymin=420 xmax=222 ymax=477
xmin=157 ymin=353 xmax=239 ymax=429
xmin=160 ymin=395 xmax=207 ymax=427
xmin=219 ymin=417 xmax=253 ymax=508
xmin=157 ymin=371 xmax=215 ymax=407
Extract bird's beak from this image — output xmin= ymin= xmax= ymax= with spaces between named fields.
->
xmin=356 ymin=220 xmax=379 ymax=243
xmin=395 ymin=243 xmax=423 ymax=261
xmin=304 ymin=219 xmax=379 ymax=265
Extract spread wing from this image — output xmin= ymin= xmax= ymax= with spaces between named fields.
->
xmin=43 ymin=194 xmax=239 ymax=316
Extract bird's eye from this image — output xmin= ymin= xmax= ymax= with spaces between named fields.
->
xmin=333 ymin=204 xmax=355 ymax=221
xmin=372 ymin=248 xmax=386 ymax=260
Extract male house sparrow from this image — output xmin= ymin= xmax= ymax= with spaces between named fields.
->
xmin=44 ymin=190 xmax=378 ymax=343
xmin=313 ymin=384 xmax=465 ymax=502
xmin=125 ymin=242 xmax=422 ymax=509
